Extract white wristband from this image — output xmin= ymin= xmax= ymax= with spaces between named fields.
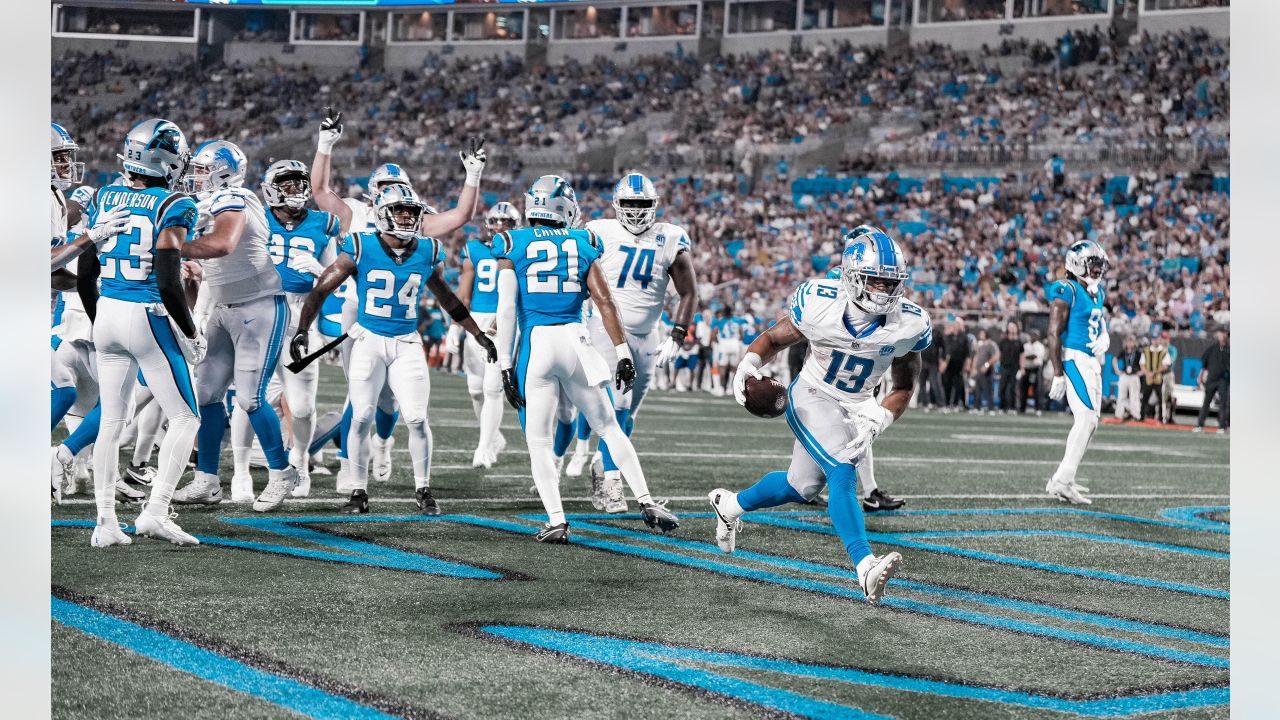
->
xmin=465 ymin=172 xmax=482 ymax=188
xmin=317 ymin=137 xmax=337 ymax=155
xmin=614 ymin=343 xmax=632 ymax=362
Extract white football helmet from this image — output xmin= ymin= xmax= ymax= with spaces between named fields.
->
xmin=1065 ymin=240 xmax=1109 ymax=292
xmin=524 ymin=175 xmax=579 ymax=228
xmin=484 ymin=201 xmax=521 ymax=233
xmin=612 ymin=172 xmax=658 ymax=234
xmin=365 ymin=163 xmax=412 ymax=200
xmin=373 ymin=184 xmax=426 ymax=241
xmin=262 ymin=159 xmax=312 ymax=210
xmin=840 ymin=225 xmax=910 ymax=315
xmin=185 ymin=140 xmax=247 ymax=199
xmin=51 ymin=123 xmax=84 ymax=190
xmin=118 ymin=118 xmax=190 ymax=190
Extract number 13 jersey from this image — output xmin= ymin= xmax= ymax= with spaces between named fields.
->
xmin=584 ymin=219 xmax=690 ymax=336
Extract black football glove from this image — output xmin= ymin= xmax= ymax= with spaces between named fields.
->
xmin=501 ymin=368 xmax=525 ymax=410
xmin=289 ymin=331 xmax=309 ymax=365
xmin=615 ymin=358 xmax=636 ymax=393
xmin=321 ymin=106 xmax=343 ymax=134
xmin=474 ymin=332 xmax=498 ymax=363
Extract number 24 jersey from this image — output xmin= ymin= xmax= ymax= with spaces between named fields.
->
xmin=341 ymin=232 xmax=445 ymax=338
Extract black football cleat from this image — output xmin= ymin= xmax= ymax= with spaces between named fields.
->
xmin=341 ymin=489 xmax=369 ymax=514
xmin=535 ymin=522 xmax=570 ymax=544
xmin=861 ymin=488 xmax=905 ymax=512
xmin=415 ymin=487 xmax=441 ymax=516
xmin=640 ymin=502 xmax=680 ymax=533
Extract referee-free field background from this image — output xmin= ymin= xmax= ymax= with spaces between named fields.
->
xmin=51 ymin=365 xmax=1229 ymax=719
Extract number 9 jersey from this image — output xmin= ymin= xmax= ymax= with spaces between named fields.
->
xmin=85 ymin=185 xmax=198 ymax=303
xmin=461 ymin=237 xmax=501 ymax=314
xmin=1043 ymin=278 xmax=1105 ymax=354
xmin=789 ymin=278 xmax=932 ymax=402
xmin=341 ymin=232 xmax=445 ymax=338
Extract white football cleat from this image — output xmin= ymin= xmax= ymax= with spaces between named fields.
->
xmin=230 ymin=473 xmax=255 ymax=503
xmin=707 ymin=489 xmax=743 ymax=554
xmin=51 ymin=446 xmax=73 ymax=505
xmin=172 ymin=472 xmax=222 ymax=505
xmin=859 ymin=552 xmax=903 ymax=604
xmin=372 ymin=435 xmax=394 ymax=482
xmin=603 ymin=474 xmax=628 ymax=514
xmin=589 ymin=463 xmax=608 ymax=511
xmin=565 ymin=450 xmax=590 ymax=478
xmin=492 ymin=432 xmax=507 ymax=454
xmin=115 ymin=477 xmax=146 ymax=504
xmin=134 ymin=507 xmax=199 ymax=546
xmin=471 ymin=447 xmax=494 ymax=469
xmin=290 ymin=465 xmax=312 ymax=498
xmin=1046 ymin=478 xmax=1092 ymax=505
xmin=90 ymin=522 xmax=132 ymax=548
xmin=254 ymin=466 xmax=297 ymax=512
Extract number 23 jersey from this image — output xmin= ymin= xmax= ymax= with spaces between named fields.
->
xmin=789 ymin=278 xmax=932 ymax=401
xmin=341 ymin=232 xmax=444 ymax=338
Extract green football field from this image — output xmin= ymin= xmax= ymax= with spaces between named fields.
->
xmin=51 ymin=366 xmax=1230 ymax=720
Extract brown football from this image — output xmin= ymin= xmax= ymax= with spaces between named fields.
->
xmin=743 ymin=376 xmax=788 ymax=418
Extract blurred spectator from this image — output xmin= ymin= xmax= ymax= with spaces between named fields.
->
xmin=972 ymin=328 xmax=998 ymax=413
xmin=1194 ymin=327 xmax=1229 ymax=432
xmin=998 ymin=321 xmax=1023 ymax=412
xmin=1113 ymin=335 xmax=1142 ymax=421
xmin=1020 ymin=329 xmax=1047 ymax=414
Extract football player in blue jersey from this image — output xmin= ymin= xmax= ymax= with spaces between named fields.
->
xmin=493 ymin=175 xmax=679 ymax=544
xmin=70 ymin=118 xmax=205 ymax=548
xmin=711 ymin=306 xmax=749 ymax=397
xmin=1043 ymin=241 xmax=1111 ymax=505
xmin=291 ymin=185 xmax=497 ymax=515
xmin=450 ymin=201 xmax=520 ymax=468
xmin=707 ymin=226 xmax=930 ymax=604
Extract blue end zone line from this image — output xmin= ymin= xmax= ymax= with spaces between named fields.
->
xmin=891 ymin=530 xmax=1228 ymax=560
xmin=1159 ymin=506 xmax=1230 ymax=531
xmin=482 ymin=625 xmax=1228 ymax=719
xmin=52 ymin=596 xmax=401 ymax=720
xmin=772 ymin=507 xmax=1231 ymax=535
xmin=555 ymin=514 xmax=1228 ymax=651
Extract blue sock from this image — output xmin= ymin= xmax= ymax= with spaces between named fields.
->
xmin=62 ymin=404 xmax=101 ymax=456
xmin=599 ymin=408 xmax=633 ymax=472
xmin=375 ymin=407 xmax=398 ymax=440
xmin=826 ymin=464 xmax=873 ymax=567
xmin=51 ymin=385 xmax=76 ymax=431
xmin=309 ymin=416 xmax=342 ymax=457
xmin=337 ymin=402 xmax=353 ymax=459
xmin=196 ymin=403 xmax=228 ymax=474
xmin=553 ymin=419 xmax=574 ymax=458
xmin=247 ymin=404 xmax=289 ymax=470
xmin=738 ymin=470 xmax=805 ymax=511
xmin=575 ymin=413 xmax=591 ymax=441
xmin=623 ymin=413 xmax=635 ymax=436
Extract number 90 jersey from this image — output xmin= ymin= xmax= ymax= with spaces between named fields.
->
xmin=1043 ymin=278 xmax=1105 ymax=354
xmin=494 ymin=225 xmax=604 ymax=331
xmin=340 ymin=232 xmax=444 ymax=338
xmin=790 ymin=279 xmax=932 ymax=401
xmin=85 ymin=185 xmax=198 ymax=303
xmin=461 ymin=237 xmax=501 ymax=314
xmin=583 ymin=219 xmax=690 ymax=335
xmin=267 ymin=209 xmax=340 ymax=293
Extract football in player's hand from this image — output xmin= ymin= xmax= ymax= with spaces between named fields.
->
xmin=743 ymin=376 xmax=787 ymax=418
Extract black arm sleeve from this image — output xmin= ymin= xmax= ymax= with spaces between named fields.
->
xmin=75 ymin=249 xmax=100 ymax=323
xmin=155 ymin=248 xmax=196 ymax=338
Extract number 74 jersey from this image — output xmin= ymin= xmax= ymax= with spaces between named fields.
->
xmin=584 ymin=219 xmax=690 ymax=335
xmin=789 ymin=279 xmax=932 ymax=401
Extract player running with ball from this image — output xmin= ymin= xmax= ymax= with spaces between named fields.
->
xmin=707 ymin=226 xmax=931 ymax=604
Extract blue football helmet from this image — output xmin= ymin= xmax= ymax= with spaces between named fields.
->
xmin=262 ymin=159 xmax=312 ymax=210
xmin=840 ymin=225 xmax=909 ymax=314
xmin=118 ymin=118 xmax=190 ymax=189
xmin=525 ymin=175 xmax=579 ymax=228
xmin=373 ymin=184 xmax=427 ymax=241
xmin=51 ymin=123 xmax=84 ymax=190
xmin=185 ymin=140 xmax=247 ymax=198
xmin=612 ymin=172 xmax=659 ymax=234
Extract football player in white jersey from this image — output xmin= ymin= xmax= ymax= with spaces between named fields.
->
xmin=580 ymin=173 xmax=698 ymax=512
xmin=172 ymin=140 xmax=297 ymax=512
xmin=707 ymin=226 xmax=931 ymax=604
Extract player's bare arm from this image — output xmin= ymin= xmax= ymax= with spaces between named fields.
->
xmin=455 ymin=257 xmax=475 ymax=308
xmin=182 ymin=260 xmax=202 ymax=309
xmin=181 ymin=208 xmax=246 ymax=259
xmin=417 ymin=137 xmax=486 ymax=239
xmin=1046 ymin=299 xmax=1069 ymax=377
xmin=426 ymin=268 xmax=495 ymax=362
xmin=882 ymin=351 xmax=922 ymax=421
xmin=310 ymin=108 xmax=354 ymax=232
xmin=745 ymin=315 xmax=806 ymax=365
xmin=293 ymin=254 xmax=356 ymax=347
xmin=586 ymin=263 xmax=629 ymax=348
xmin=668 ymin=251 xmax=698 ymax=330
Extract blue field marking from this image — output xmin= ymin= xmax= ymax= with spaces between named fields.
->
xmin=481 ymin=625 xmax=1229 ymax=718
xmin=891 ymin=530 xmax=1229 ymax=560
xmin=550 ymin=517 xmax=1227 ymax=669
xmin=772 ymin=507 xmax=1231 ymax=535
xmin=1159 ymin=506 xmax=1230 ymax=531
xmin=557 ymin=515 xmax=1229 ymax=651
xmin=53 ymin=596 xmax=401 ymax=720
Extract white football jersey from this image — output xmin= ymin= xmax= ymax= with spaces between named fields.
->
xmin=344 ymin=197 xmax=377 ymax=233
xmin=584 ymin=218 xmax=690 ymax=335
xmin=51 ymin=186 xmax=67 ymax=247
xmin=789 ymin=278 xmax=932 ymax=402
xmin=200 ymin=187 xmax=281 ymax=304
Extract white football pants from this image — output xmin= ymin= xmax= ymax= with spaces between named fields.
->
xmin=463 ymin=312 xmax=504 ymax=454
xmin=1052 ymin=349 xmax=1102 ymax=485
xmin=346 ymin=325 xmax=432 ymax=489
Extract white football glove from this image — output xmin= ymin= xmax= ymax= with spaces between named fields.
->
xmin=732 ymin=352 xmax=764 ymax=406
xmin=654 ymin=337 xmax=681 ymax=368
xmin=841 ymin=400 xmax=894 ymax=461
xmin=193 ymin=197 xmax=215 ymax=234
xmin=181 ymin=329 xmax=207 ymax=366
xmin=287 ymin=253 xmax=324 ymax=277
xmin=460 ymin=136 xmax=487 ymax=187
xmin=1087 ymin=329 xmax=1110 ymax=359
xmin=1048 ymin=375 xmax=1067 ymax=401
xmin=317 ymin=107 xmax=343 ymax=154
xmin=86 ymin=207 xmax=131 ymax=248
xmin=444 ymin=324 xmax=464 ymax=355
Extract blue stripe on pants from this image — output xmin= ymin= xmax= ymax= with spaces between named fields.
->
xmin=145 ymin=312 xmax=198 ymax=415
xmin=1063 ymin=359 xmax=1094 ymax=411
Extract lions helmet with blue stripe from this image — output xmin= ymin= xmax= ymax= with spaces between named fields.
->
xmin=524 ymin=175 xmax=579 ymax=228
xmin=185 ymin=140 xmax=247 ymax=199
xmin=118 ymin=118 xmax=190 ymax=190
xmin=51 ymin=123 xmax=84 ymax=190
xmin=366 ymin=163 xmax=412 ymax=200
xmin=484 ymin=201 xmax=522 ymax=233
xmin=373 ymin=183 xmax=426 ymax=241
xmin=841 ymin=225 xmax=910 ymax=314
xmin=68 ymin=185 xmax=94 ymax=209
xmin=612 ymin=172 xmax=659 ymax=234
xmin=262 ymin=159 xmax=312 ymax=210
xmin=1065 ymin=240 xmax=1109 ymax=292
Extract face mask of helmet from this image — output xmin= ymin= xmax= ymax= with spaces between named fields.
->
xmin=843 ymin=267 xmax=907 ymax=315
xmin=51 ymin=149 xmax=84 ymax=190
xmin=377 ymin=202 xmax=423 ymax=241
xmin=614 ymin=197 xmax=657 ymax=234
xmin=265 ymin=172 xmax=312 ymax=210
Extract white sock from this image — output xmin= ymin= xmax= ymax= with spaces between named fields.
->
xmin=146 ymin=414 xmax=199 ymax=518
xmin=406 ymin=420 xmax=432 ymax=487
xmin=599 ymin=425 xmax=652 ymax=505
xmin=718 ymin=490 xmax=745 ymax=521
xmin=855 ymin=555 xmax=876 ymax=583
xmin=230 ymin=406 xmax=254 ymax=476
xmin=856 ymin=447 xmax=877 ymax=498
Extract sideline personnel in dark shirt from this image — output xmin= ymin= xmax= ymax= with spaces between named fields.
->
xmin=1196 ymin=328 xmax=1229 ymax=431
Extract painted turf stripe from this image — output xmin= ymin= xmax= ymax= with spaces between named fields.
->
xmin=482 ymin=626 xmax=1228 ymax=718
xmin=848 ymin=507 xmax=1231 ymax=535
xmin=556 ymin=518 xmax=1227 ymax=669
xmin=895 ymin=530 xmax=1228 ymax=559
xmin=51 ymin=596 xmax=401 ymax=720
xmin=1159 ymin=506 xmax=1230 ymax=530
xmin=558 ymin=514 xmax=1228 ymax=650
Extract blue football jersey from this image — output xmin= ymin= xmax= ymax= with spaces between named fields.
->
xmin=494 ymin=226 xmax=604 ymax=330
xmin=462 ymin=238 xmax=501 ymax=314
xmin=87 ymin=185 xmax=198 ymax=303
xmin=267 ymin=209 xmax=340 ymax=293
xmin=1044 ymin=279 xmax=1105 ymax=353
xmin=341 ymin=232 xmax=445 ymax=338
